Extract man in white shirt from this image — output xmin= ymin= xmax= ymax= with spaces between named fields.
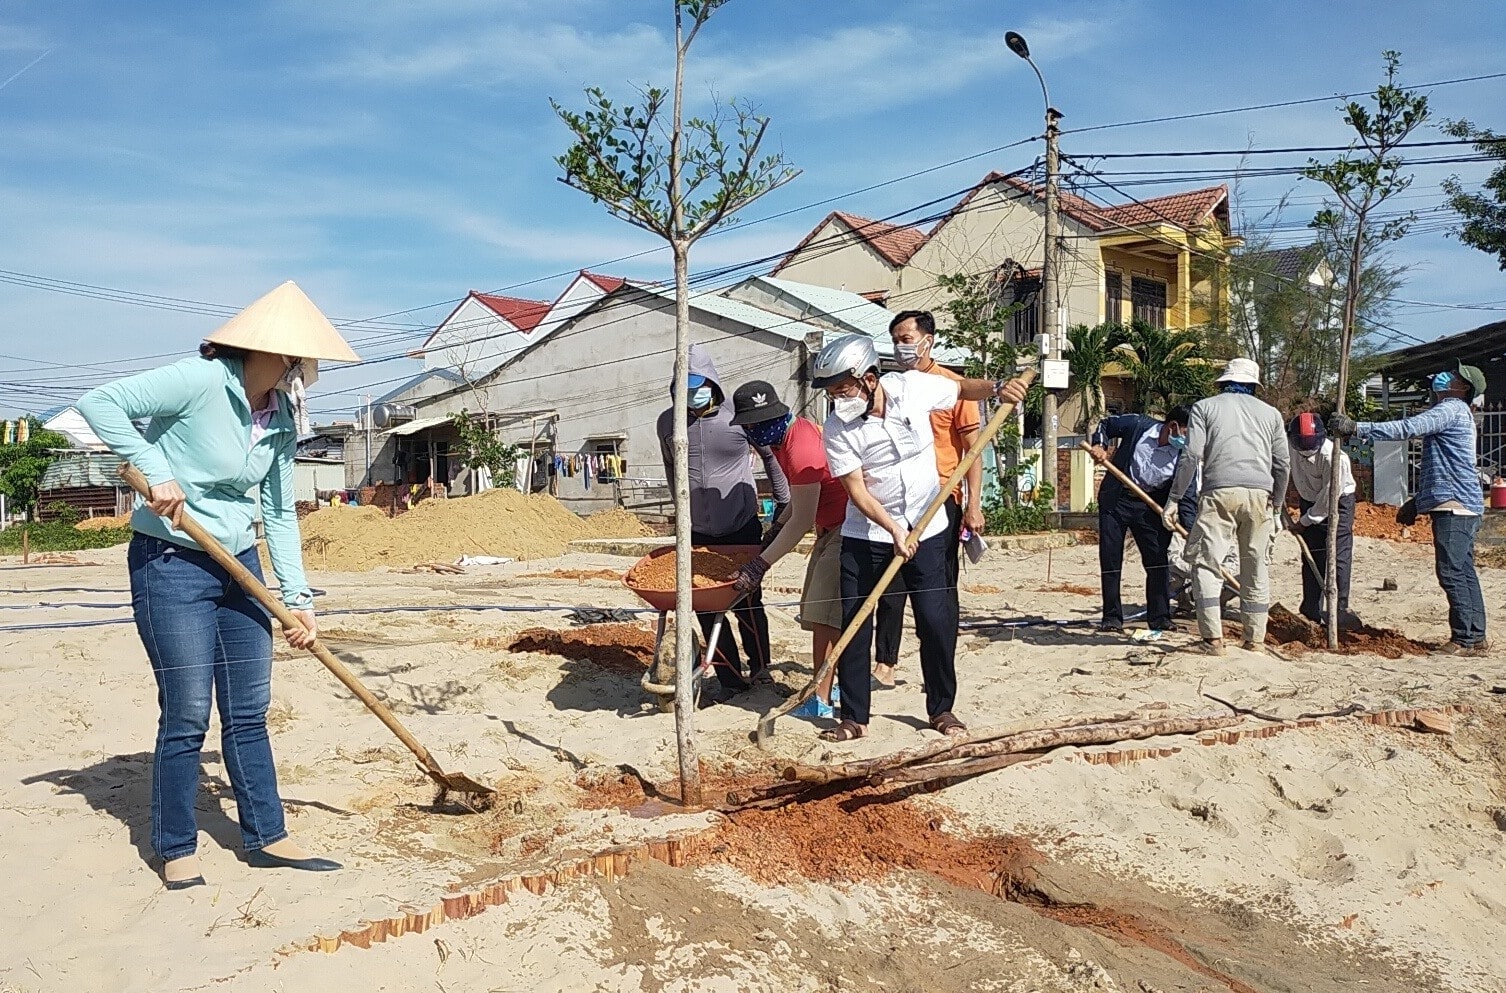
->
xmin=1286 ymin=412 xmax=1359 ymax=629
xmin=812 ymin=334 xmax=1029 ymax=742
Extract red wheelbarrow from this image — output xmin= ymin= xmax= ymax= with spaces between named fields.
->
xmin=623 ymin=544 xmax=757 ymax=709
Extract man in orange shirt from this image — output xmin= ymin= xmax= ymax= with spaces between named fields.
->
xmin=873 ymin=310 xmax=983 ymax=689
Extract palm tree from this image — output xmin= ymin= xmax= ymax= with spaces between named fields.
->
xmin=1113 ymin=320 xmax=1214 ymax=413
xmin=1063 ymin=322 xmax=1127 ymax=431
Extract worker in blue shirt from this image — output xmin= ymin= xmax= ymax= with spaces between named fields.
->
xmin=1329 ymin=361 xmax=1488 ymax=655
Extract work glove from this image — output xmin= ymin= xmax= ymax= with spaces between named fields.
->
xmin=1326 ymin=412 xmax=1358 ymax=437
xmin=732 ymin=555 xmax=771 ymax=594
xmin=1160 ymin=501 xmax=1180 ymax=533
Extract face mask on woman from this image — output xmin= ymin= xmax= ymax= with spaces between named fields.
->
xmin=275 ymin=357 xmax=312 ymax=435
xmin=1431 ymin=370 xmax=1455 ymax=395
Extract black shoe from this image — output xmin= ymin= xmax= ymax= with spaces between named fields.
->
xmin=163 ymin=875 xmax=206 ymax=891
xmin=246 ymin=849 xmax=342 ymax=872
xmin=1098 ymin=622 xmax=1124 ymax=634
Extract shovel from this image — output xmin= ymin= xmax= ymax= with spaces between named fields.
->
xmin=1079 ymin=443 xmax=1318 ymax=639
xmin=756 ymin=367 xmax=1038 ymax=747
xmin=120 ymin=464 xmax=496 ymax=803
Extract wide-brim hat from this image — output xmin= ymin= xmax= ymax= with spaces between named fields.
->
xmin=729 ymin=379 xmax=791 ymax=425
xmin=1216 ymin=356 xmax=1261 ymax=385
xmin=204 ymin=281 xmax=360 ymax=364
xmin=1455 ymin=361 xmax=1487 ymax=399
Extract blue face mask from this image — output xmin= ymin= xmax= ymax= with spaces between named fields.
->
xmin=1431 ymin=371 xmax=1455 ymax=393
xmin=743 ymin=414 xmax=791 ymax=449
xmin=689 ymin=385 xmax=714 ymax=410
xmin=1168 ymin=434 xmax=1187 ymax=451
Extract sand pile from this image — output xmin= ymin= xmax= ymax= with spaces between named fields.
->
xmin=1257 ymin=612 xmax=1432 ymax=658
xmin=74 ymin=514 xmax=130 ymax=531
xmin=297 ymin=489 xmax=652 ymax=569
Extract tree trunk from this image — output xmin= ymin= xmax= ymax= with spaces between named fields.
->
xmin=1326 ymin=218 xmax=1366 ymax=651
xmin=667 ymin=10 xmax=701 ymax=807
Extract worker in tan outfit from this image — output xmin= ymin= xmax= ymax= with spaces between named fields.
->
xmin=1163 ymin=358 xmax=1288 ymax=655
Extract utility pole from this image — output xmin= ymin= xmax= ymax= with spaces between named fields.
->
xmin=1005 ymin=30 xmax=1066 ymax=505
xmin=1040 ymin=105 xmax=1063 ymax=503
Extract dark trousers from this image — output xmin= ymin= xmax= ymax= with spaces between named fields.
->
xmin=1098 ymin=495 xmax=1172 ymax=630
xmin=1297 ymin=494 xmax=1355 ymax=622
xmin=874 ymin=496 xmax=961 ymax=664
xmin=837 ymin=530 xmax=959 ymax=726
xmin=691 ymin=519 xmax=771 ymax=689
xmin=1431 ymin=512 xmax=1488 ymax=647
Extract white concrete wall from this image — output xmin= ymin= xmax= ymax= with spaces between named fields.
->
xmin=417 ymin=290 xmax=809 ymax=512
xmin=423 ymin=297 xmax=523 ymax=375
xmin=773 ymin=217 xmax=903 ymax=300
xmin=293 ymin=461 xmax=347 ymax=502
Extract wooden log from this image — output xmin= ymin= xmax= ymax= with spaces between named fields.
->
xmin=784 ymin=711 xmax=1140 ymax=784
xmin=854 ymin=714 xmax=1241 ymax=779
xmin=868 ymin=750 xmax=1045 ymax=785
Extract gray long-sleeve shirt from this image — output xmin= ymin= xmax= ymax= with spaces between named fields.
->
xmin=656 ymin=345 xmax=789 ymax=537
xmin=1168 ymin=390 xmax=1289 ymax=505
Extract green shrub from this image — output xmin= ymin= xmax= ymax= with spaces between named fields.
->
xmin=984 ymin=483 xmax=1056 ymax=535
xmin=0 ymin=521 xmax=133 ymax=554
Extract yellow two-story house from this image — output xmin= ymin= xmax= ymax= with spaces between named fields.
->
xmin=773 ymin=170 xmax=1242 ymax=419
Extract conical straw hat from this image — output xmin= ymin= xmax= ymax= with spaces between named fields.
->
xmin=204 ymin=281 xmax=360 ymax=362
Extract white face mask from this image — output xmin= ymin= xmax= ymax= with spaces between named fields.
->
xmin=832 ymin=395 xmax=868 ymax=423
xmin=275 ymin=358 xmax=312 ymax=436
xmin=894 ymin=341 xmax=924 ymax=370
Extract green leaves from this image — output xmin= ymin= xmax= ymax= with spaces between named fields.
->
xmin=1112 ymin=321 xmax=1214 ymax=413
xmin=549 ymin=2 xmax=797 ymax=245
xmin=0 ymin=420 xmax=71 ymax=512
xmin=1441 ymin=119 xmax=1506 ymax=271
xmin=1063 ymin=322 xmax=1128 ymax=430
xmin=449 ymin=411 xmax=523 ymax=489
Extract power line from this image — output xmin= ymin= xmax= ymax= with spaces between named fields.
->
xmin=1061 ymin=70 xmax=1506 ymax=136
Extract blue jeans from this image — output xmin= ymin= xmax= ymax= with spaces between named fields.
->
xmin=1430 ymin=513 xmax=1487 ymax=647
xmin=128 ymin=533 xmax=287 ymax=861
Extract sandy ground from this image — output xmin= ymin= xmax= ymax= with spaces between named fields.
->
xmin=1 ymin=533 xmax=1504 ymax=992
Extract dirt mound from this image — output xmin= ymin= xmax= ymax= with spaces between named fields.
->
xmin=1259 ymin=612 xmax=1431 ymax=659
xmin=507 ymin=624 xmax=656 ymax=677
xmin=626 ymin=548 xmax=748 ymax=591
xmin=519 ymin=569 xmax=625 ymax=581
xmin=297 ymin=489 xmax=652 ymax=569
xmin=1038 ymin=582 xmax=1096 ymax=596
xmin=74 ymin=515 xmax=130 ymax=531
xmin=1353 ymin=502 xmax=1432 ymax=543
xmin=698 ymin=791 xmax=1042 ymax=892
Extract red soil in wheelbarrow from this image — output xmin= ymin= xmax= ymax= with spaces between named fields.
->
xmin=627 ymin=548 xmax=748 ymax=591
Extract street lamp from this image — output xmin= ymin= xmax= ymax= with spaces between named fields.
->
xmin=1005 ymin=30 xmax=1064 ymax=507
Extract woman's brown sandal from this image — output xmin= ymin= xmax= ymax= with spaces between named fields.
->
xmin=930 ymin=712 xmax=967 ymax=737
xmin=820 ymin=720 xmax=867 ymax=742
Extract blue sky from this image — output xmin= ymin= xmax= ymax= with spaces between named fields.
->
xmin=2 ymin=0 xmax=1504 ymax=419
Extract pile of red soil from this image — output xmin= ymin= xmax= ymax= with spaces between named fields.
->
xmin=1352 ymin=502 xmax=1432 ymax=543
xmin=506 ymin=624 xmax=657 ymax=677
xmin=695 ymin=790 xmax=1043 ymax=892
xmin=627 ymin=548 xmax=748 ymax=591
xmin=1258 ymin=612 xmax=1431 ymax=659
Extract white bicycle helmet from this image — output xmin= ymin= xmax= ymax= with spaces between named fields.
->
xmin=811 ymin=333 xmax=880 ymax=388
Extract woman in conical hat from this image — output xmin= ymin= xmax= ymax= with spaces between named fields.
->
xmin=78 ymin=281 xmax=357 ymax=890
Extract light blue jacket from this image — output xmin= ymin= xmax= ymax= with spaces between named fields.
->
xmin=1358 ymin=398 xmax=1483 ymax=514
xmin=77 ymin=356 xmax=312 ymax=607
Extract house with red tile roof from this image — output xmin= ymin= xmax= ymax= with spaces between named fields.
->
xmin=774 ymin=170 xmax=1241 ymax=357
